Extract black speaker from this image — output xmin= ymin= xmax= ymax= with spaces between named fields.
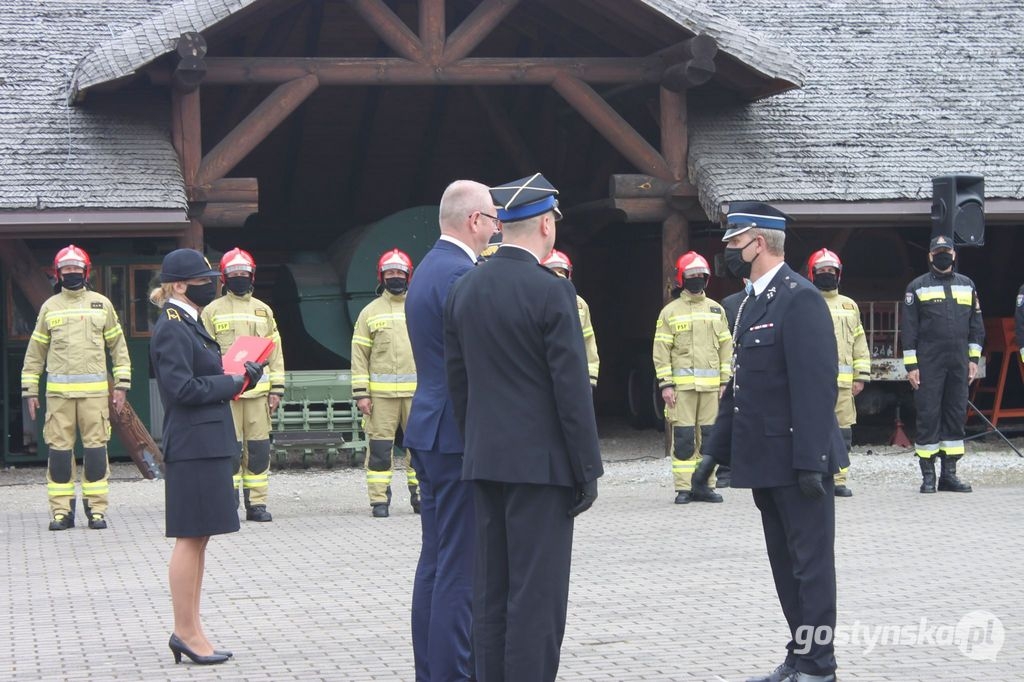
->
xmin=931 ymin=175 xmax=985 ymax=247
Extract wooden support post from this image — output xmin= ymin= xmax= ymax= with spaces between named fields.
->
xmin=195 ymin=74 xmax=320 ymax=187
xmin=420 ymin=0 xmax=446 ymax=63
xmin=0 ymin=239 xmax=54 ymax=310
xmin=180 ymin=217 xmax=204 ymax=251
xmin=347 ymin=0 xmax=425 ymax=62
xmin=552 ymin=74 xmax=673 ymax=180
xmin=472 ymin=87 xmax=536 ymax=176
xmin=660 ymin=86 xmax=690 ymax=299
xmin=442 ymin=0 xmax=521 ymax=64
xmin=171 ymin=85 xmax=204 ymax=249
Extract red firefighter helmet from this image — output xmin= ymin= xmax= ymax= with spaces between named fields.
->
xmin=807 ymin=248 xmax=842 ymax=283
xmin=54 ymin=244 xmax=91 ymax=279
xmin=377 ymin=249 xmax=413 ymax=284
xmin=219 ymin=247 xmax=257 ymax=283
xmin=541 ymin=249 xmax=573 ymax=277
xmin=674 ymin=251 xmax=711 ymax=287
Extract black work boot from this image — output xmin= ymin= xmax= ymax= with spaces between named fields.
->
xmin=88 ymin=513 xmax=107 ymax=529
xmin=48 ymin=512 xmax=73 ymax=531
xmin=674 ymin=491 xmax=692 ymax=504
xmin=246 ymin=505 xmax=273 ymax=522
xmin=67 ymin=498 xmax=77 ymax=527
xmin=919 ymin=456 xmax=937 ymax=494
xmin=690 ymin=486 xmax=724 ymax=503
xmin=371 ymin=503 xmax=390 ymax=518
xmin=834 ymin=485 xmax=853 ymax=497
xmin=689 ymin=457 xmax=723 ymax=502
xmin=409 ymin=485 xmax=421 ymax=514
xmin=938 ymin=454 xmax=973 ymax=493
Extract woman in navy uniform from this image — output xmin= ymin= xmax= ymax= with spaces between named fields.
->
xmin=149 ymin=249 xmax=263 ymax=666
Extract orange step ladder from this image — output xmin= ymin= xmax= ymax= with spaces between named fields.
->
xmin=969 ymin=317 xmax=1024 ymax=427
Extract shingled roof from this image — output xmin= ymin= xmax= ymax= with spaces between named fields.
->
xmin=687 ymin=0 xmax=1024 ymax=218
xmin=0 ymin=0 xmax=185 ymax=212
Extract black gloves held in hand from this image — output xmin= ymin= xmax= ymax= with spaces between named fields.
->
xmin=797 ymin=469 xmax=826 ymax=499
xmin=569 ymin=479 xmax=598 ymax=517
xmin=243 ymin=360 xmax=264 ymax=388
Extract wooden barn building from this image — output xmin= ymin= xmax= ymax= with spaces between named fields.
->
xmin=3 ymin=0 xmax=1024 ymax=463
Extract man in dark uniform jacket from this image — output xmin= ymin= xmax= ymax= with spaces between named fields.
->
xmin=406 ymin=179 xmax=497 ymax=681
xmin=445 ymin=174 xmax=603 ymax=682
xmin=692 ymin=202 xmax=847 ymax=682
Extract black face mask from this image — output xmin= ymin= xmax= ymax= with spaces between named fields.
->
xmin=723 ymin=239 xmax=757 ymax=280
xmin=384 ymin=278 xmax=408 ymax=295
xmin=225 ymin=276 xmax=253 ymax=296
xmin=186 ymin=281 xmax=217 ymax=307
xmin=683 ymin=277 xmax=706 ymax=294
xmin=814 ymin=273 xmax=839 ymax=291
xmin=60 ymin=273 xmax=86 ymax=290
xmin=931 ymin=252 xmax=954 ymax=272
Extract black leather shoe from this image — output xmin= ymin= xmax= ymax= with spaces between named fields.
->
xmin=48 ymin=513 xmax=73 ymax=531
xmin=746 ymin=662 xmax=796 ymax=682
xmin=787 ymin=673 xmax=836 ymax=682
xmin=690 ymin=486 xmax=724 ymax=503
xmin=410 ymin=492 xmax=421 ymax=514
xmin=168 ymin=634 xmax=229 ymax=665
xmin=245 ymin=505 xmax=273 ymax=522
xmin=88 ymin=514 xmax=107 ymax=529
xmin=372 ymin=503 xmax=389 ymax=518
xmin=674 ymin=491 xmax=691 ymax=504
xmin=834 ymin=485 xmax=853 ymax=497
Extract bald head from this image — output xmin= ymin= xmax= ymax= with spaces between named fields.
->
xmin=439 ymin=179 xmax=497 ymax=256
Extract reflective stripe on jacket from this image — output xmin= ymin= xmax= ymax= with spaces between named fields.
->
xmin=351 ymin=292 xmax=417 ymax=398
xmin=653 ymin=292 xmax=732 ymax=392
xmin=821 ymin=290 xmax=871 ymax=387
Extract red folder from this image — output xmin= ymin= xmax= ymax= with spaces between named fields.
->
xmin=223 ymin=336 xmax=275 ymax=396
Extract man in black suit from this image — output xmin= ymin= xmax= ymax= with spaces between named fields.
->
xmin=444 ymin=174 xmax=603 ymax=682
xmin=692 ymin=202 xmax=847 ymax=682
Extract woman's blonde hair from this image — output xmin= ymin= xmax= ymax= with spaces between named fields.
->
xmin=149 ymin=283 xmax=178 ymax=307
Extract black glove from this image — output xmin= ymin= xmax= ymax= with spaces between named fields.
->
xmin=243 ymin=360 xmax=264 ymax=388
xmin=691 ymin=455 xmax=717 ymax=489
xmin=568 ymin=479 xmax=598 ymax=517
xmin=797 ymin=469 xmax=826 ymax=499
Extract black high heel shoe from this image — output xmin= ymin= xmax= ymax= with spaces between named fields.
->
xmin=168 ymin=634 xmax=230 ymax=665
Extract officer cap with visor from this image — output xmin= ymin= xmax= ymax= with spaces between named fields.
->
xmin=721 ymin=201 xmax=793 ymax=241
xmin=929 ymin=234 xmax=955 ymax=252
xmin=159 ymin=248 xmax=221 ymax=283
xmin=490 ymin=173 xmax=563 ymax=223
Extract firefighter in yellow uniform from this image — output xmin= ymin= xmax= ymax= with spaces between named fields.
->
xmin=200 ymin=247 xmax=284 ymax=522
xmin=351 ymin=249 xmax=419 ymax=518
xmin=654 ymin=251 xmax=731 ymax=504
xmin=807 ymin=249 xmax=871 ymax=497
xmin=541 ymin=249 xmax=599 ymax=387
xmin=22 ymin=245 xmax=131 ymax=530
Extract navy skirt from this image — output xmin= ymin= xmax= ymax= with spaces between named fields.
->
xmin=164 ymin=456 xmax=241 ymax=538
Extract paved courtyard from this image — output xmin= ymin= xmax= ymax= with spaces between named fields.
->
xmin=2 ymin=427 xmax=1023 ymax=681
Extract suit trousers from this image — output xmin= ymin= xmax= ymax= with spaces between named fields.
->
xmin=752 ymin=481 xmax=838 ymax=676
xmin=472 ymin=481 xmax=575 ymax=682
xmin=411 ymin=448 xmax=475 ymax=682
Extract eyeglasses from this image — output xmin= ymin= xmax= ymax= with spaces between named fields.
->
xmin=475 ymin=212 xmax=502 ymax=227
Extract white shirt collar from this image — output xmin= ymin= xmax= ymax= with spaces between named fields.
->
xmin=498 ymin=243 xmax=541 ymax=263
xmin=439 ymin=234 xmax=477 ymax=263
xmin=168 ymin=297 xmax=199 ymax=320
xmin=751 ymin=262 xmax=785 ymax=296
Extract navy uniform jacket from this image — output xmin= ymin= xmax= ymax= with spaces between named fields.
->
xmin=706 ymin=264 xmax=847 ymax=488
xmin=404 ymin=239 xmax=476 ymax=454
xmin=722 ymin=289 xmax=745 ymax=329
xmin=1016 ymin=284 xmax=1024 ymax=359
xmin=444 ymin=247 xmax=603 ymax=487
xmin=150 ymin=302 xmax=240 ymax=463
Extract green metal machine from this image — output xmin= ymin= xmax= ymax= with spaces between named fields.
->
xmin=270 ymin=370 xmax=366 ymax=468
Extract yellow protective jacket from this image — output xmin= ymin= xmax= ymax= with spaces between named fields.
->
xmin=201 ymin=292 xmax=285 ymax=398
xmin=21 ymin=288 xmax=131 ymax=398
xmin=821 ymin=289 xmax=871 ymax=387
xmin=653 ymin=291 xmax=732 ymax=392
xmin=351 ymin=291 xmax=416 ymax=399
xmin=577 ymin=295 xmax=600 ymax=386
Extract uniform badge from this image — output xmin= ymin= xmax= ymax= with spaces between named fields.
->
xmin=905 ymin=292 xmax=914 ymax=305
xmin=710 ymin=306 xmax=721 ymax=313
xmin=166 ymin=308 xmax=181 ymax=321
xmin=90 ymin=301 xmax=104 ymax=309
xmin=766 ymin=286 xmax=776 ymax=300
xmin=843 ymin=303 xmax=856 ymax=310
xmin=1017 ymin=294 xmax=1023 ymax=308
xmin=255 ymin=309 xmax=268 ymax=317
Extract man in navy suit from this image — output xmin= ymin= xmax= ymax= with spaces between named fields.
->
xmin=406 ymin=179 xmax=498 ymax=681
xmin=445 ymin=174 xmax=603 ymax=682
xmin=692 ymin=202 xmax=847 ymax=682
